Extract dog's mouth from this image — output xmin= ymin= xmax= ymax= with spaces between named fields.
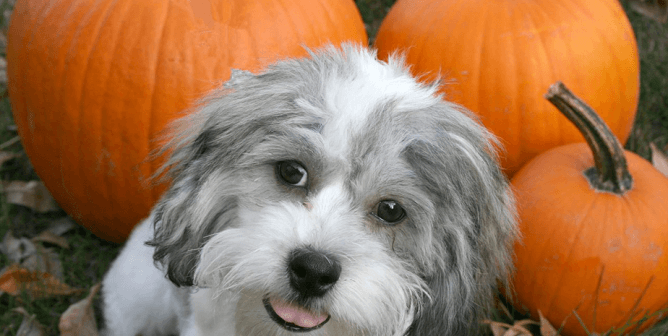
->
xmin=263 ymin=296 xmax=330 ymax=332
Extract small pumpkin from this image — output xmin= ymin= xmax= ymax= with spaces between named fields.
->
xmin=7 ymin=0 xmax=367 ymax=242
xmin=511 ymin=82 xmax=668 ymax=335
xmin=374 ymin=0 xmax=639 ymax=175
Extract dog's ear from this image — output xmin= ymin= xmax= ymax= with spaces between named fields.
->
xmin=146 ymin=150 xmax=233 ymax=287
xmin=403 ymin=104 xmax=518 ymax=335
xmin=145 ymin=91 xmax=252 ymax=287
xmin=405 ymin=185 xmax=515 ymax=336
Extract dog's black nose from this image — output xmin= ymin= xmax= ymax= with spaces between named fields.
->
xmin=288 ymin=248 xmax=341 ymax=298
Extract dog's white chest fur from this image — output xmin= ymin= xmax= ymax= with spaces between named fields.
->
xmin=102 ymin=218 xmax=190 ymax=335
xmin=101 ymin=44 xmax=517 ymax=336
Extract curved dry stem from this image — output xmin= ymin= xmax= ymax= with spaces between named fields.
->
xmin=545 ymin=82 xmax=633 ymax=194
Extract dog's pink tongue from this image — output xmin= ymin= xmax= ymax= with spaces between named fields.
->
xmin=269 ymin=297 xmax=328 ymax=328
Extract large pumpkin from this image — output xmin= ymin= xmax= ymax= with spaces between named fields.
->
xmin=511 ymin=83 xmax=668 ymax=335
xmin=374 ymin=0 xmax=639 ymax=175
xmin=8 ymin=0 xmax=367 ymax=242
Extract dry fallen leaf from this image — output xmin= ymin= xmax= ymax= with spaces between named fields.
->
xmin=46 ymin=217 xmax=77 ymax=236
xmin=1 ymin=231 xmax=36 ymax=264
xmin=487 ymin=320 xmax=510 ymax=336
xmin=0 ymin=57 xmax=5 ymax=85
xmin=2 ymin=1 xmax=13 ymax=26
xmin=13 ymin=307 xmax=45 ymax=336
xmin=59 ymin=283 xmax=101 ymax=336
xmin=0 ymin=32 xmax=5 ymax=57
xmin=2 ymin=180 xmax=60 ymax=213
xmin=630 ymin=0 xmax=668 ymax=23
xmin=1 ymin=231 xmax=64 ymax=280
xmin=0 ymin=151 xmax=19 ymax=166
xmin=484 ymin=319 xmax=534 ymax=336
xmin=508 ymin=320 xmax=537 ymax=336
xmin=32 ymin=230 xmax=70 ymax=249
xmin=496 ymin=301 xmax=514 ymax=321
xmin=650 ymin=143 xmax=668 ymax=178
xmin=0 ymin=264 xmax=83 ymax=299
xmin=0 ymin=135 xmax=20 ymax=150
xmin=538 ymin=310 xmax=558 ymax=336
xmin=30 ymin=244 xmax=64 ymax=281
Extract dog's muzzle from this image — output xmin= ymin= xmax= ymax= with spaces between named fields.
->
xmin=263 ymin=248 xmax=341 ymax=331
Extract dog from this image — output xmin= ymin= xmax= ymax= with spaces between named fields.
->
xmin=101 ymin=44 xmax=518 ymax=336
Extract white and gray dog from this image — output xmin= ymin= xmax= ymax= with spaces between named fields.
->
xmin=102 ymin=44 xmax=517 ymax=336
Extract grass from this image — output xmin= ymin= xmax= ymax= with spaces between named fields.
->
xmin=622 ymin=0 xmax=668 ymax=158
xmin=0 ymin=0 xmax=666 ymax=335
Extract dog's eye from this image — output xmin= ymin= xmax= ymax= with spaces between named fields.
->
xmin=276 ymin=161 xmax=308 ymax=187
xmin=375 ymin=200 xmax=406 ymax=224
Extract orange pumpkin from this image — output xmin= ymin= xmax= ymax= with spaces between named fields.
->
xmin=374 ymin=0 xmax=639 ymax=176
xmin=511 ymin=82 xmax=668 ymax=335
xmin=7 ymin=0 xmax=367 ymax=242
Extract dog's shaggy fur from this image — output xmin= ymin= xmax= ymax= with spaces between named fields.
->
xmin=102 ymin=44 xmax=518 ymax=336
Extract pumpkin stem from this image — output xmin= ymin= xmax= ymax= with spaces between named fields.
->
xmin=545 ymin=82 xmax=633 ymax=194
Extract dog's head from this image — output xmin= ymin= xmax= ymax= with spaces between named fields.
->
xmin=148 ymin=45 xmax=517 ymax=335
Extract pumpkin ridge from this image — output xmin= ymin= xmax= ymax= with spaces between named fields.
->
xmin=113 ymin=3 xmax=139 ymax=214
xmin=104 ymin=0 xmax=142 ymax=213
xmin=145 ymin=0 xmax=172 ymax=206
xmin=309 ymin=0 xmax=335 ymax=42
xmin=573 ymin=0 xmax=637 ymax=144
xmin=506 ymin=7 xmax=523 ymax=153
xmin=473 ymin=3 xmax=491 ymax=121
xmin=87 ymin=1 xmax=124 ymax=200
xmin=44 ymin=1 xmax=76 ymax=208
xmin=16 ymin=0 xmax=51 ymax=143
xmin=70 ymin=5 xmax=103 ymax=216
xmin=515 ymin=3 xmax=553 ymax=153
xmin=34 ymin=0 xmax=57 ymax=26
xmin=541 ymin=193 xmax=600 ymax=318
xmin=284 ymin=1 xmax=309 ymax=45
xmin=60 ymin=2 xmax=107 ymax=223
xmin=78 ymin=0 xmax=123 ymax=210
xmin=531 ymin=2 xmax=566 ymax=145
xmin=588 ymin=3 xmax=626 ymax=135
xmin=416 ymin=0 xmax=452 ymax=83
